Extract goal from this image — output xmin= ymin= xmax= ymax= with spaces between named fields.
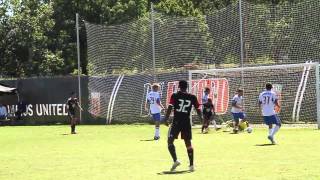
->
xmin=189 ymin=62 xmax=320 ymax=128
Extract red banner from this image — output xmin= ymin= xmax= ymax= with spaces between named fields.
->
xmin=166 ymin=79 xmax=229 ymax=114
xmin=89 ymin=92 xmax=101 ymax=117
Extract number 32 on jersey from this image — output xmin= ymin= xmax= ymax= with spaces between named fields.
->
xmin=177 ymin=99 xmax=191 ymax=113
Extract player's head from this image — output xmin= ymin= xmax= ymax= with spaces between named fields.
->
xmin=70 ymin=91 xmax=76 ymax=98
xmin=204 ymin=87 xmax=210 ymax=94
xmin=178 ymin=80 xmax=188 ymax=92
xmin=152 ymin=83 xmax=160 ymax=91
xmin=266 ymin=83 xmax=273 ymax=90
xmin=237 ymin=89 xmax=244 ymax=96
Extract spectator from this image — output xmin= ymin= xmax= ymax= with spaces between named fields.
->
xmin=0 ymin=104 xmax=8 ymax=120
xmin=16 ymin=100 xmax=27 ymax=121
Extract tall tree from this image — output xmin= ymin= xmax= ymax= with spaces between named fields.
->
xmin=0 ymin=0 xmax=64 ymax=77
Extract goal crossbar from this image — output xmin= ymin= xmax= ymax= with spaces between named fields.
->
xmin=189 ymin=62 xmax=319 ymax=74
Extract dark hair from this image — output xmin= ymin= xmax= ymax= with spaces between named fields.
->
xmin=266 ymin=83 xmax=273 ymax=90
xmin=204 ymin=87 xmax=210 ymax=92
xmin=152 ymin=84 xmax=159 ymax=90
xmin=237 ymin=89 xmax=243 ymax=93
xmin=179 ymin=80 xmax=188 ymax=90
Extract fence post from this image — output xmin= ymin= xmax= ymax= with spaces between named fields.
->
xmin=76 ymin=13 xmax=82 ymax=122
xmin=151 ymin=3 xmax=156 ymax=83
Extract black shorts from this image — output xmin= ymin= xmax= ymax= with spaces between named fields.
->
xmin=203 ymin=112 xmax=213 ymax=119
xmin=68 ymin=111 xmax=76 ymax=119
xmin=168 ymin=123 xmax=192 ymax=140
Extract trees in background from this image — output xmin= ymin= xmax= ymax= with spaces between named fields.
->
xmin=0 ymin=0 xmax=64 ymax=77
xmin=0 ymin=0 xmax=319 ymax=77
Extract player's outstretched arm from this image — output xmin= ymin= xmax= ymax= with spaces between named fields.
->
xmin=163 ymin=105 xmax=173 ymax=126
xmin=275 ymin=99 xmax=280 ymax=109
xmin=156 ymin=99 xmax=165 ymax=110
xmin=76 ymin=100 xmax=84 ymax=111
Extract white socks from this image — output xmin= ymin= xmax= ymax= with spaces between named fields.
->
xmin=155 ymin=127 xmax=160 ymax=137
xmin=271 ymin=125 xmax=280 ymax=137
xmin=212 ymin=120 xmax=217 ymax=129
xmin=269 ymin=128 xmax=273 ymax=136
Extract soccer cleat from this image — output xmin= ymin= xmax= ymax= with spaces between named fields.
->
xmin=233 ymin=129 xmax=238 ymax=134
xmin=268 ymin=135 xmax=276 ymax=144
xmin=71 ymin=132 xmax=77 ymax=134
xmin=170 ymin=160 xmax=181 ymax=171
xmin=189 ymin=165 xmax=194 ymax=172
xmin=154 ymin=136 xmax=160 ymax=140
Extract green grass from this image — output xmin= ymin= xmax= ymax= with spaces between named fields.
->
xmin=0 ymin=125 xmax=320 ymax=180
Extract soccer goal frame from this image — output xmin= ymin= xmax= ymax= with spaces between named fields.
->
xmin=188 ymin=62 xmax=320 ymax=129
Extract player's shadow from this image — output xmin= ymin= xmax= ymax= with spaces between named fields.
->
xmin=229 ymin=132 xmax=239 ymax=134
xmin=140 ymin=139 xmax=155 ymax=141
xmin=255 ymin=143 xmax=276 ymax=146
xmin=157 ymin=170 xmax=191 ymax=175
xmin=61 ymin=133 xmax=69 ymax=136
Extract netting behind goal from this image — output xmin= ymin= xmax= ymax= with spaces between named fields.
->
xmin=240 ymin=0 xmax=320 ymax=65
xmin=84 ymin=0 xmax=320 ymax=124
xmin=189 ymin=63 xmax=320 ymax=124
xmin=85 ymin=14 xmax=215 ymax=123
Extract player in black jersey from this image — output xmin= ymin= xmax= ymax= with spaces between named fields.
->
xmin=66 ymin=92 xmax=83 ymax=134
xmin=201 ymin=98 xmax=214 ymax=133
xmin=163 ymin=80 xmax=203 ymax=172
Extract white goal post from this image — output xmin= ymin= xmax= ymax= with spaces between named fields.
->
xmin=189 ymin=62 xmax=320 ymax=129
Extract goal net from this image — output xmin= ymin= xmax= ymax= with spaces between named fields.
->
xmin=83 ymin=0 xmax=320 ymax=125
xmin=189 ymin=62 xmax=320 ymax=126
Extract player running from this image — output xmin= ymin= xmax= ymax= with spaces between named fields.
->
xmin=145 ymin=83 xmax=165 ymax=140
xmin=66 ymin=92 xmax=83 ymax=134
xmin=231 ymin=89 xmax=245 ymax=133
xmin=163 ymin=80 xmax=203 ymax=172
xmin=201 ymin=98 xmax=214 ymax=133
xmin=201 ymin=87 xmax=220 ymax=133
xmin=259 ymin=83 xmax=281 ymax=144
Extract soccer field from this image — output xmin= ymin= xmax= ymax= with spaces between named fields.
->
xmin=0 ymin=125 xmax=320 ymax=180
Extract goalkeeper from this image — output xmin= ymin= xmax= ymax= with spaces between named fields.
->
xmin=226 ymin=119 xmax=250 ymax=131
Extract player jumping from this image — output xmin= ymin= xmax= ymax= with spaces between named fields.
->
xmin=163 ymin=80 xmax=203 ymax=172
xmin=259 ymin=83 xmax=281 ymax=144
xmin=231 ymin=89 xmax=245 ymax=133
xmin=145 ymin=83 xmax=164 ymax=140
xmin=66 ymin=92 xmax=83 ymax=134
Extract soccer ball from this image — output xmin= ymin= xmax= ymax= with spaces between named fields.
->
xmin=247 ymin=127 xmax=253 ymax=133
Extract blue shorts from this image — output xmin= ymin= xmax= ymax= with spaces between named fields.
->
xmin=151 ymin=113 xmax=161 ymax=121
xmin=232 ymin=112 xmax=245 ymax=121
xmin=264 ymin=115 xmax=281 ymax=126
